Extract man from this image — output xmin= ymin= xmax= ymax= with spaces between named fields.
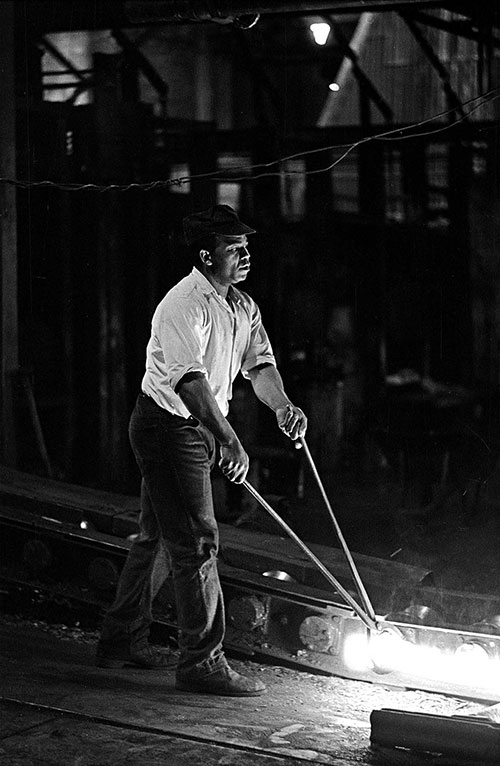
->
xmin=95 ymin=204 xmax=307 ymax=696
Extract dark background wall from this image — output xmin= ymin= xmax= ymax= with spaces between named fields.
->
xmin=3 ymin=2 xmax=500 ymax=503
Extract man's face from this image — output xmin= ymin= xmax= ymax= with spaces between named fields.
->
xmin=210 ymin=234 xmax=251 ymax=285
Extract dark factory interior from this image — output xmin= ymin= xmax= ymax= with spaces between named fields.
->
xmin=2 ymin=2 xmax=500 ymax=764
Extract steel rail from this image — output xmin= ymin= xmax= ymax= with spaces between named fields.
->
xmin=299 ymin=436 xmax=378 ymax=625
xmin=242 ymin=479 xmax=379 ymax=631
xmin=0 ymin=696 xmax=329 ymax=765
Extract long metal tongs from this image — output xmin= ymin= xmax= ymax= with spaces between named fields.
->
xmin=299 ymin=436 xmax=378 ymax=626
xmin=242 ymin=472 xmax=379 ymax=632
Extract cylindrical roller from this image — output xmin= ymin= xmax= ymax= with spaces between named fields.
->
xmin=385 ymin=604 xmax=445 ymax=627
xmin=299 ymin=614 xmax=340 ymax=654
xmin=471 ymin=615 xmax=500 ymax=635
xmin=228 ymin=595 xmax=268 ymax=631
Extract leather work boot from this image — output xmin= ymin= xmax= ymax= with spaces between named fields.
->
xmin=95 ymin=638 xmax=177 ymax=669
xmin=175 ymin=663 xmax=266 ymax=696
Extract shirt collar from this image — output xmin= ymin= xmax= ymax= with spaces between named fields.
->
xmin=190 ymin=267 xmax=241 ymax=306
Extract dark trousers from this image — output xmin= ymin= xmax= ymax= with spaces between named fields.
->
xmin=101 ymin=393 xmax=226 ymax=673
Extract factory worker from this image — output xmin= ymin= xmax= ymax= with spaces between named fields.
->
xmin=95 ymin=204 xmax=307 ymax=696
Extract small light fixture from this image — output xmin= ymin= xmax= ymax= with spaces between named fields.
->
xmin=329 ymin=82 xmax=340 ymax=92
xmin=310 ymin=22 xmax=330 ymax=46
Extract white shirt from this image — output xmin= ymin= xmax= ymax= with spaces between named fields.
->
xmin=141 ymin=268 xmax=276 ymax=418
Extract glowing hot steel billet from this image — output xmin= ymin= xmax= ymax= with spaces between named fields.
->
xmin=299 ymin=436 xmax=378 ymax=625
xmin=242 ymin=479 xmax=379 ymax=632
xmin=369 ymin=625 xmax=406 ymax=674
xmin=344 ymin=628 xmax=500 ymax=692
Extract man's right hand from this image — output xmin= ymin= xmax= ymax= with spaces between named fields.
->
xmin=219 ymin=439 xmax=249 ymax=484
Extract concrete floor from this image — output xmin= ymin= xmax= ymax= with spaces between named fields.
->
xmin=0 ymin=616 xmax=487 ymax=766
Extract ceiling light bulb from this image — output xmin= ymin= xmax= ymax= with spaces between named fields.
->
xmin=310 ymin=23 xmax=330 ymax=46
xmin=329 ymin=82 xmax=340 ymax=92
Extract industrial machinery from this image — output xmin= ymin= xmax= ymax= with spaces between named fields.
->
xmin=2 ymin=458 xmax=500 ymax=704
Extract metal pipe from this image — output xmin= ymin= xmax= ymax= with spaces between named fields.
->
xmin=242 ymin=479 xmax=379 ymax=631
xmin=299 ymin=436 xmax=377 ymax=623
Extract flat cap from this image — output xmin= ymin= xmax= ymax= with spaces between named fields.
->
xmin=183 ymin=204 xmax=256 ymax=247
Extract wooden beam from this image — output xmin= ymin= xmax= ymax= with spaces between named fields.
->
xmin=0 ymin=2 xmax=18 ymax=467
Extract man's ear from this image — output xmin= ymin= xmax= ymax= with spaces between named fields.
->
xmin=200 ymin=249 xmax=212 ymax=265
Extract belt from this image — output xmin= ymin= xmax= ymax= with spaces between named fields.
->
xmin=139 ymin=392 xmax=199 ymax=424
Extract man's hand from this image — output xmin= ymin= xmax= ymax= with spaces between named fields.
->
xmin=276 ymin=404 xmax=307 ymax=441
xmin=219 ymin=439 xmax=249 ymax=484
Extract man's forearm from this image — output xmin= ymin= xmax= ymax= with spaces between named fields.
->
xmin=177 ymin=375 xmax=239 ymax=446
xmin=247 ymin=364 xmax=291 ymax=412
xmin=249 ymin=364 xmax=307 ymax=440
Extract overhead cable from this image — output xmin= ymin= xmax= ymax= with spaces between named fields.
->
xmin=0 ymin=88 xmax=497 ymax=194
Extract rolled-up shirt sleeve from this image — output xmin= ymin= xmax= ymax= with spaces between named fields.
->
xmin=241 ymin=301 xmax=276 ymax=377
xmin=154 ymin=295 xmax=208 ymax=392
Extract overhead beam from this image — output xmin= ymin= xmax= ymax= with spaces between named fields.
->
xmin=317 ymin=12 xmax=376 ymax=127
xmin=111 ymin=27 xmax=169 ymax=115
xmin=401 ymin=12 xmax=466 ymax=118
xmin=324 ymin=13 xmax=394 ymax=123
xmin=41 ymin=36 xmax=88 ymax=81
xmin=125 ymin=1 xmax=450 ymax=24
xmin=231 ymin=27 xmax=285 ymax=128
xmin=21 ymin=1 xmax=496 ymax=34
xmin=405 ymin=9 xmax=500 ymax=50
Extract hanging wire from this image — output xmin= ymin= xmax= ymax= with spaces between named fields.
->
xmin=0 ymin=87 xmax=498 ymax=194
